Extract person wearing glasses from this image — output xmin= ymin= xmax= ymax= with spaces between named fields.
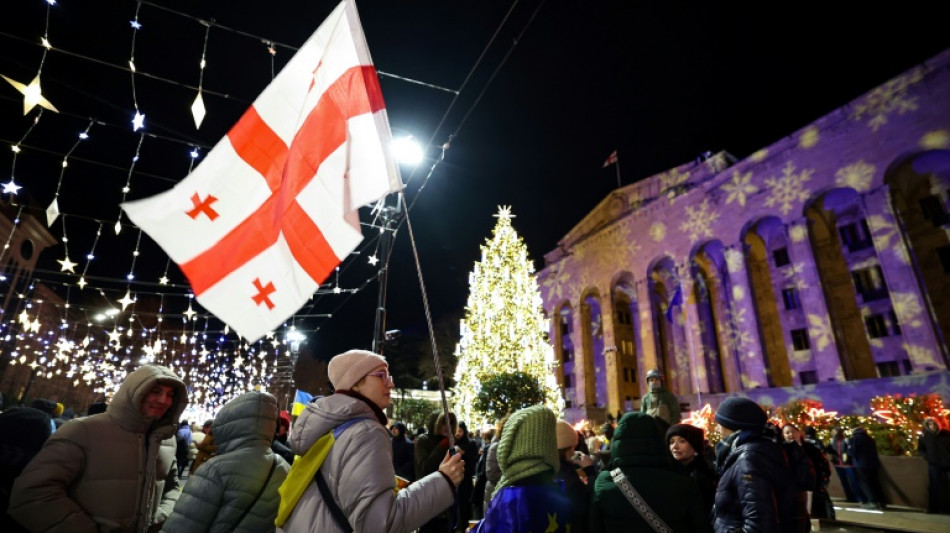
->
xmin=278 ymin=349 xmax=464 ymax=533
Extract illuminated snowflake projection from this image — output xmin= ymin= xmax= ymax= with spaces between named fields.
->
xmin=905 ymin=343 xmax=943 ymax=368
xmin=851 ymin=68 xmax=923 ymax=131
xmin=649 ymin=222 xmax=666 ymax=243
xmin=721 ymin=170 xmax=758 ymax=206
xmin=764 ymin=161 xmax=814 ymax=215
xmin=572 ymin=223 xmax=640 ymax=273
xmin=834 ymin=160 xmax=877 ymax=192
xmin=799 ymin=126 xmax=820 ymax=149
xmin=789 ymin=223 xmax=808 ymax=243
xmin=722 ymin=305 xmax=752 ymax=352
xmin=789 ymin=343 xmax=812 ymax=364
xmin=679 ymin=199 xmax=720 ymax=242
xmin=920 ymin=130 xmax=950 ymax=150
xmin=540 ymin=264 xmax=571 ymax=304
xmin=807 ymin=313 xmax=833 ymax=352
xmin=725 ymin=248 xmax=745 ymax=273
xmin=660 ymin=168 xmax=691 ymax=192
xmin=891 ymin=291 xmax=924 ymax=328
xmin=866 ymin=214 xmax=909 ymax=264
xmin=783 ymin=262 xmax=809 ymax=290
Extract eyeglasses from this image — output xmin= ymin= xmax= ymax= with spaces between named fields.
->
xmin=366 ymin=370 xmax=394 ymax=385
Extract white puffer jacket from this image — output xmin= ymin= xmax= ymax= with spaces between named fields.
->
xmin=278 ymin=393 xmax=455 ymax=533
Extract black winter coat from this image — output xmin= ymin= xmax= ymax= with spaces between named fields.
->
xmin=919 ymin=429 xmax=950 ymax=469
xmin=714 ymin=430 xmax=796 ymax=533
xmin=850 ymin=429 xmax=880 ymax=469
xmin=392 ymin=436 xmax=415 ymax=481
xmin=556 ymin=457 xmax=596 ymax=533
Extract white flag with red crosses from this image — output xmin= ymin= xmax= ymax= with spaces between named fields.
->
xmin=122 ymin=1 xmax=401 ymax=342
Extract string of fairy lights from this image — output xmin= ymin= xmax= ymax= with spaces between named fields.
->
xmin=0 ymin=0 xmax=397 ymax=412
xmin=1 ymin=0 xmax=544 ymax=417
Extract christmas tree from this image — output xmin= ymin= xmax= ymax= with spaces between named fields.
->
xmin=453 ymin=206 xmax=563 ymax=427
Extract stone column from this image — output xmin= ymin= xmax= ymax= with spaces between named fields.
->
xmin=723 ymin=244 xmax=769 ymax=389
xmin=865 ymin=187 xmax=947 ymax=371
xmin=635 ymin=279 xmax=658 ymax=393
xmin=786 ymin=218 xmax=843 ymax=381
xmin=600 ymin=292 xmax=622 ymax=416
xmin=681 ymin=275 xmax=707 ymax=395
xmin=572 ymin=303 xmax=597 ymax=411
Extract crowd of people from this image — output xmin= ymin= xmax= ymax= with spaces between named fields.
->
xmin=0 ymin=352 xmax=948 ymax=532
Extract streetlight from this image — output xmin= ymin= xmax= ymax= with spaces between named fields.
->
xmin=391 ymin=135 xmax=423 ymax=166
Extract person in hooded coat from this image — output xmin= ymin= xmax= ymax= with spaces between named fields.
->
xmin=277 ymin=350 xmax=462 ymax=533
xmin=162 ymin=391 xmax=291 ymax=532
xmin=475 ymin=405 xmax=572 ymax=532
xmin=590 ymin=412 xmax=710 ymax=533
xmin=9 ymin=364 xmax=187 ymax=532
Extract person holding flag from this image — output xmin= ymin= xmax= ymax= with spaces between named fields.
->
xmin=276 ymin=350 xmax=464 ymax=532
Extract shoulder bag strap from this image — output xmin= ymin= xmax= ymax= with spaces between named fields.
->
xmin=315 ymin=470 xmax=353 ymax=532
xmin=610 ymin=467 xmax=673 ymax=533
xmin=230 ymin=456 xmax=277 ymax=531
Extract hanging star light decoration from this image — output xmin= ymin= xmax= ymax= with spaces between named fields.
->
xmin=57 ymin=256 xmax=77 ymax=273
xmin=1 ymin=74 xmax=59 ymax=115
xmin=131 ymin=111 xmax=145 ymax=131
xmin=368 ymin=254 xmax=379 ymax=266
xmin=2 ymin=179 xmax=21 ymax=195
xmin=159 ymin=275 xmax=169 ymax=285
xmin=77 ymin=277 xmax=87 ymax=289
xmin=183 ymin=304 xmax=197 ymax=321
xmin=118 ymin=290 xmax=136 ymax=310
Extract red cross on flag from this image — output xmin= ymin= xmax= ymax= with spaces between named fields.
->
xmin=121 ymin=1 xmax=401 ymax=342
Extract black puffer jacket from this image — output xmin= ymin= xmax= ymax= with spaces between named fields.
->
xmin=714 ymin=430 xmax=795 ymax=533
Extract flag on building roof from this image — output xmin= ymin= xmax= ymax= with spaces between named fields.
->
xmin=121 ymin=1 xmax=401 ymax=342
xmin=602 ymin=150 xmax=618 ymax=168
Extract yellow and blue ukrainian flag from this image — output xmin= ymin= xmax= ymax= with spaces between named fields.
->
xmin=292 ymin=389 xmax=313 ymax=417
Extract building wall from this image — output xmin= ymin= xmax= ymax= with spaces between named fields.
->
xmin=539 ymin=48 xmax=950 ymax=424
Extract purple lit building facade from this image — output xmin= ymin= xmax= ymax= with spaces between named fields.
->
xmin=538 ymin=49 xmax=950 ymax=423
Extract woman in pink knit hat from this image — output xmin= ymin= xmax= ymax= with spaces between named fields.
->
xmin=278 ymin=349 xmax=464 ymax=533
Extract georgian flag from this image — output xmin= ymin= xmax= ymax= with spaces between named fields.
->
xmin=122 ymin=1 xmax=401 ymax=342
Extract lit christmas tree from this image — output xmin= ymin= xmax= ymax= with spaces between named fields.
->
xmin=453 ymin=206 xmax=564 ymax=427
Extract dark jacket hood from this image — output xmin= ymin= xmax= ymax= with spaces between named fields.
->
xmin=608 ymin=412 xmax=671 ymax=470
xmin=108 ymin=364 xmax=188 ymax=437
xmin=213 ymin=391 xmax=279 ymax=455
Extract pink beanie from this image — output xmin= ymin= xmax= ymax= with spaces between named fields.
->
xmin=328 ymin=350 xmax=388 ymax=391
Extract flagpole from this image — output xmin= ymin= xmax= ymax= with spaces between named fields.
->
xmin=615 ymin=156 xmax=622 ymax=189
xmin=372 ymin=195 xmax=399 ymax=355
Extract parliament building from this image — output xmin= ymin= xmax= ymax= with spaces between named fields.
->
xmin=538 ymin=49 xmax=950 ymax=423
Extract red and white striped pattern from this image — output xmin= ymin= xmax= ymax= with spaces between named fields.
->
xmin=122 ymin=1 xmax=401 ymax=342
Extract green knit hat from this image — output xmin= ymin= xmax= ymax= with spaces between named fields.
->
xmin=494 ymin=405 xmax=558 ymax=493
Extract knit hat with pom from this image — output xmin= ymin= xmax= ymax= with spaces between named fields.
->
xmin=328 ymin=350 xmax=388 ymax=391
xmin=495 ymin=405 xmax=559 ymax=494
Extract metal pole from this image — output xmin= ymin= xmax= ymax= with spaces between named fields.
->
xmin=372 ymin=198 xmax=401 ymax=355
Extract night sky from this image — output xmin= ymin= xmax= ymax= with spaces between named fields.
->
xmin=1 ymin=1 xmax=947 ymax=366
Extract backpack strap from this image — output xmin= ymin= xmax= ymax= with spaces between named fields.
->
xmin=313 ymin=417 xmax=373 ymax=532
xmin=230 ymin=456 xmax=277 ymax=531
xmin=610 ymin=468 xmax=672 ymax=533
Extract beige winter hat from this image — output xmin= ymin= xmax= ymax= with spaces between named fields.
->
xmin=328 ymin=349 xmax=388 ymax=391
